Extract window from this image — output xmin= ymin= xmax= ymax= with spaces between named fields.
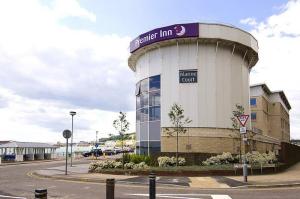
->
xmin=251 ymin=112 xmax=257 ymax=121
xmin=149 ymin=90 xmax=160 ymax=106
xmin=149 ymin=106 xmax=160 ymax=121
xmin=136 ymin=109 xmax=140 ymax=122
xmin=149 ymin=75 xmax=160 ymax=91
xmin=140 ymin=93 xmax=148 ymax=108
xmin=136 ymin=96 xmax=140 ymax=110
xmin=250 ymin=98 xmax=256 ymax=106
xmin=135 ymin=82 xmax=141 ymax=96
xmin=140 ymin=108 xmax=148 ymax=122
xmin=140 ymin=78 xmax=149 ymax=93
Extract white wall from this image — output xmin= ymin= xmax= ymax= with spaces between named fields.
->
xmin=135 ymin=42 xmax=252 ymax=130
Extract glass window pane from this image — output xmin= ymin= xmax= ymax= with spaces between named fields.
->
xmin=136 ymin=109 xmax=140 ymax=122
xmin=251 ymin=112 xmax=257 ymax=120
xmin=135 ymin=82 xmax=141 ymax=96
xmin=140 ymin=78 xmax=149 ymax=93
xmin=149 ymin=75 xmax=160 ymax=91
xmin=136 ymin=122 xmax=140 ymax=141
xmin=149 ymin=106 xmax=160 ymax=121
xmin=140 ymin=93 xmax=148 ymax=108
xmin=250 ymin=98 xmax=256 ymax=106
xmin=149 ymin=90 xmax=160 ymax=106
xmin=141 ymin=108 xmax=148 ymax=122
xmin=149 ymin=121 xmax=160 ymax=140
xmin=140 ymin=122 xmax=148 ymax=141
xmin=136 ymin=96 xmax=141 ymax=110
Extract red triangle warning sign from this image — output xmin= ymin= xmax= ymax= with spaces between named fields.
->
xmin=237 ymin=114 xmax=249 ymax=127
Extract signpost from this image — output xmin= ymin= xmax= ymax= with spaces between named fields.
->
xmin=236 ymin=114 xmax=249 ymax=183
xmin=63 ymin=129 xmax=72 ymax=175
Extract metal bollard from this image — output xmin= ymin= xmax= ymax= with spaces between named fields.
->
xmin=149 ymin=173 xmax=156 ymax=199
xmin=35 ymin=189 xmax=47 ymax=199
xmin=106 ymin=178 xmax=115 ymax=199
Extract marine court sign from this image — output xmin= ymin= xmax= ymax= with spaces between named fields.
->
xmin=179 ymin=69 xmax=198 ymax=83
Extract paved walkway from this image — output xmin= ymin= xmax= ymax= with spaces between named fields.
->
xmin=227 ymin=162 xmax=300 ymax=187
xmin=32 ymin=162 xmax=300 ymax=189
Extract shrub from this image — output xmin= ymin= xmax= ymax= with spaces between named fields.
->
xmin=124 ymin=162 xmax=135 ymax=169
xmin=202 ymin=152 xmax=235 ymax=166
xmin=88 ymin=160 xmax=117 ymax=172
xmin=133 ymin=162 xmax=149 ymax=170
xmin=202 ymin=151 xmax=278 ymax=166
xmin=121 ymin=154 xmax=154 ymax=165
xmin=89 ymin=159 xmax=150 ymax=172
xmin=114 ymin=161 xmax=123 ymax=168
xmin=157 ymin=156 xmax=186 ymax=167
xmin=244 ymin=151 xmax=277 ymax=165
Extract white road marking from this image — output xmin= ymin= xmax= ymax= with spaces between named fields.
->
xmin=0 ymin=195 xmax=26 ymax=199
xmin=172 ymin=179 xmax=179 ymax=183
xmin=127 ymin=193 xmax=232 ymax=199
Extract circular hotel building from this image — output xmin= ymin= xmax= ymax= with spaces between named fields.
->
xmin=128 ymin=23 xmax=259 ymax=156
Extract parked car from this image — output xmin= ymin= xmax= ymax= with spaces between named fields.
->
xmin=82 ymin=149 xmax=102 ymax=157
xmin=102 ymin=148 xmax=115 ymax=155
xmin=113 ymin=147 xmax=122 ymax=154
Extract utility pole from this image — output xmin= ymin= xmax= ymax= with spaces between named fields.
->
xmin=70 ymin=111 xmax=76 ymax=167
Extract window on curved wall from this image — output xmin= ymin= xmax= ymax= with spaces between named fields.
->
xmin=136 ymin=75 xmax=161 ymax=155
xmin=149 ymin=75 xmax=160 ymax=91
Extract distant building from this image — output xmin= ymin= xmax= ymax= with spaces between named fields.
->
xmin=250 ymin=83 xmax=291 ymax=143
xmin=291 ymin=140 xmax=300 ymax=146
xmin=0 ymin=141 xmax=57 ymax=162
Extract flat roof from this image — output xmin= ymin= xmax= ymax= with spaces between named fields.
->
xmin=0 ymin=141 xmax=56 ymax=148
xmin=250 ymin=83 xmax=291 ymax=110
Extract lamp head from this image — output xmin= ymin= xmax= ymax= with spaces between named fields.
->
xmin=70 ymin=111 xmax=76 ymax=116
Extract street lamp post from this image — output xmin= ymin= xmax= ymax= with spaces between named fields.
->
xmin=70 ymin=111 xmax=76 ymax=167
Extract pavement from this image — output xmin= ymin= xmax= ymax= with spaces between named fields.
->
xmin=31 ymin=162 xmax=300 ymax=189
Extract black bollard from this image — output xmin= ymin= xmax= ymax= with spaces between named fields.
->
xmin=35 ymin=189 xmax=47 ymax=199
xmin=149 ymin=173 xmax=156 ymax=199
xmin=106 ymin=178 xmax=115 ymax=199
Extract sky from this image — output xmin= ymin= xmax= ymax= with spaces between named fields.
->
xmin=0 ymin=0 xmax=299 ymax=143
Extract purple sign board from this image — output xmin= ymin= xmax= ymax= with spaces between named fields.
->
xmin=130 ymin=23 xmax=199 ymax=53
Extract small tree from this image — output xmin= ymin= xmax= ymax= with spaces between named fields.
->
xmin=113 ymin=111 xmax=130 ymax=169
xmin=165 ymin=103 xmax=192 ymax=166
xmin=231 ymin=104 xmax=245 ymax=162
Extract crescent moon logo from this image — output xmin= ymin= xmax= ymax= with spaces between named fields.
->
xmin=174 ymin=25 xmax=186 ymax=36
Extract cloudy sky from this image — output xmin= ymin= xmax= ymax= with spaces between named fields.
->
xmin=0 ymin=0 xmax=299 ymax=143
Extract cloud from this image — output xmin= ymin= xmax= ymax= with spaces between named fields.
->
xmin=0 ymin=0 xmax=135 ymax=142
xmin=240 ymin=17 xmax=257 ymax=26
xmin=246 ymin=0 xmax=300 ymax=138
xmin=0 ymin=0 xmax=134 ymax=112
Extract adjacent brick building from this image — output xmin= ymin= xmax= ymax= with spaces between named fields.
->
xmin=250 ymin=83 xmax=291 ymax=143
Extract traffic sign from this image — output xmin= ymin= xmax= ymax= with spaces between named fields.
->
xmin=95 ymin=143 xmax=99 ymax=148
xmin=63 ymin=129 xmax=72 ymax=139
xmin=237 ymin=114 xmax=249 ymax=127
xmin=240 ymin=127 xmax=247 ymax=134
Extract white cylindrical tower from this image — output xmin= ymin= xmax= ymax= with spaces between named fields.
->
xmin=129 ymin=23 xmax=258 ymax=155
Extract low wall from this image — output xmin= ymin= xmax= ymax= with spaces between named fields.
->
xmin=279 ymin=142 xmax=300 ymax=166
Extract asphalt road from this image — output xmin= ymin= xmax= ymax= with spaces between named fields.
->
xmin=1 ymin=160 xmax=300 ymax=199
